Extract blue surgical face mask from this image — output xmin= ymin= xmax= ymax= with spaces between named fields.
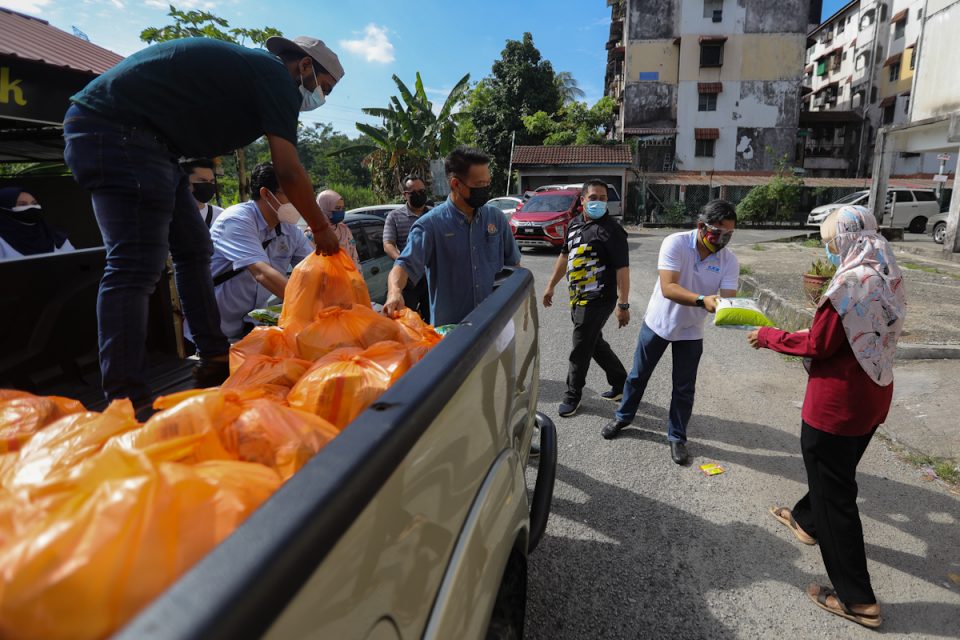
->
xmin=299 ymin=67 xmax=326 ymax=112
xmin=584 ymin=200 xmax=607 ymax=220
xmin=825 ymin=244 xmax=841 ymax=267
xmin=330 ymin=209 xmax=345 ymax=224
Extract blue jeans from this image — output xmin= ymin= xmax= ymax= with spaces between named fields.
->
xmin=615 ymin=321 xmax=704 ymax=443
xmin=63 ymin=104 xmax=228 ymax=404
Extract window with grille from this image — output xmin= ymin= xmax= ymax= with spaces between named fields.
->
xmin=698 ymin=93 xmax=717 ymax=111
xmin=700 ymin=43 xmax=724 ymax=67
xmin=894 ymin=19 xmax=905 ymax=39
xmin=703 ymin=0 xmax=723 ymax=18
xmin=889 ymin=62 xmax=900 ymax=81
xmin=695 ymin=139 xmax=716 ymax=157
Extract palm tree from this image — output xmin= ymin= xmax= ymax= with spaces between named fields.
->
xmin=334 ymin=72 xmax=471 ymax=199
xmin=555 ymin=71 xmax=586 ymax=105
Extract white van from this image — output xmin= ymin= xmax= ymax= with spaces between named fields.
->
xmin=806 ymin=188 xmax=940 ymax=233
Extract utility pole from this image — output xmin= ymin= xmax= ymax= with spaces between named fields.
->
xmin=856 ymin=1 xmax=883 ymax=178
xmin=506 ymin=130 xmax=516 ymax=195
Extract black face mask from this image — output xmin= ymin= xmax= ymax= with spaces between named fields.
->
xmin=0 ymin=205 xmax=42 ymax=224
xmin=459 ymin=183 xmax=491 ymax=209
xmin=406 ymin=190 xmax=428 ymax=209
xmin=192 ymin=182 xmax=216 ymax=204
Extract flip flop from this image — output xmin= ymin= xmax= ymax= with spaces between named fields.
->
xmin=769 ymin=507 xmax=817 ymax=545
xmin=806 ymin=584 xmax=882 ymax=629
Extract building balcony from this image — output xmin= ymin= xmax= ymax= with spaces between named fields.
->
xmin=804 ymin=142 xmax=849 ymax=158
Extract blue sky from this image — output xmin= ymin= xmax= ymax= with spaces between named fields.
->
xmin=8 ymin=0 xmax=842 ymax=137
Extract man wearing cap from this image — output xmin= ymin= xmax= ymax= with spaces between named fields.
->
xmin=63 ymin=35 xmax=344 ymax=411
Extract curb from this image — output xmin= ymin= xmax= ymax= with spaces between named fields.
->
xmin=739 ymin=275 xmax=960 ymax=360
xmin=893 ymin=244 xmax=960 ymax=266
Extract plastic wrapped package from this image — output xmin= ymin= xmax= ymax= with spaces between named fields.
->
xmin=279 ymin=251 xmax=371 ymax=337
xmin=713 ymin=298 xmax=775 ymax=328
xmin=358 ymin=341 xmax=414 ymax=384
xmin=0 ymin=446 xmax=280 ymax=640
xmin=297 ymin=304 xmax=404 ymax=361
xmin=0 ymin=391 xmax=85 ymax=455
xmin=221 ymin=400 xmax=340 ymax=480
xmin=288 ymin=350 xmax=392 ymax=428
xmin=221 ymin=355 xmax=313 ymax=402
xmin=393 ymin=309 xmax=441 ymax=343
xmin=229 ymin=326 xmax=299 ymax=374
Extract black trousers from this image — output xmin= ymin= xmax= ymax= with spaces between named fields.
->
xmin=402 ymin=277 xmax=431 ymax=324
xmin=565 ymin=301 xmax=627 ymax=403
xmin=792 ymin=421 xmax=878 ymax=605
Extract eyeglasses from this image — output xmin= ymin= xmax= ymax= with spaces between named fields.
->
xmin=704 ymin=223 xmax=735 ymax=240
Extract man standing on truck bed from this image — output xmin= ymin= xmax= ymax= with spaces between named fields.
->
xmin=63 ymin=35 xmax=343 ymax=408
xmin=383 ymin=147 xmax=521 ymax=326
xmin=541 ymin=179 xmax=630 ymax=418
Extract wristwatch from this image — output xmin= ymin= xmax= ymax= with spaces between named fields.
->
xmin=695 ymin=295 xmax=705 ymax=308
xmin=617 ymin=303 xmax=630 ymax=310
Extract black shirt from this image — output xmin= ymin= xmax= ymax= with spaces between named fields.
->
xmin=71 ymin=38 xmax=300 ymax=158
xmin=561 ymin=214 xmax=629 ymax=307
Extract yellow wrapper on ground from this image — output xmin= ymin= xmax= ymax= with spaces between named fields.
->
xmin=713 ymin=298 xmax=774 ymax=328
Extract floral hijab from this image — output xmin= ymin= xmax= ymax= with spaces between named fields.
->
xmin=821 ymin=205 xmax=906 ymax=386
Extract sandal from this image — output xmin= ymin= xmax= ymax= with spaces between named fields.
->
xmin=806 ymin=584 xmax=882 ymax=629
xmin=769 ymin=506 xmax=817 ymax=545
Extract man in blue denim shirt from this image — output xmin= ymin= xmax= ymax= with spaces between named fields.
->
xmin=383 ymin=147 xmax=521 ymax=326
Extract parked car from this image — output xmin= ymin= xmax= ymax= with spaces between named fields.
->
xmin=486 ymin=196 xmax=523 ymax=219
xmin=807 ymin=188 xmax=940 ymax=233
xmin=532 ymin=183 xmax=622 ymax=221
xmin=346 ymin=204 xmax=401 ymax=220
xmin=926 ymin=211 xmax=950 ymax=244
xmin=344 ymin=213 xmax=393 ymax=303
xmin=509 ymin=189 xmax=580 ymax=250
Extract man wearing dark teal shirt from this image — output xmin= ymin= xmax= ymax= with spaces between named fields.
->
xmin=63 ymin=35 xmax=344 ymax=411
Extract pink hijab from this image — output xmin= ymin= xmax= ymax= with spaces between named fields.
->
xmin=315 ymin=189 xmax=360 ymax=267
xmin=821 ymin=205 xmax=907 ymax=386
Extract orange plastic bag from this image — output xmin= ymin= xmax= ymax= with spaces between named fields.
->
xmin=2 ymin=400 xmax=140 ymax=493
xmin=297 ymin=304 xmax=405 ymax=361
xmin=279 ymin=251 xmax=371 ymax=337
xmin=288 ymin=349 xmax=392 ymax=428
xmin=359 ymin=341 xmax=414 ymax=384
xmin=229 ymin=326 xmax=299 ymax=374
xmin=393 ymin=309 xmax=440 ymax=342
xmin=219 ymin=399 xmax=340 ymax=480
xmin=221 ymin=355 xmax=312 ymax=403
xmin=0 ymin=390 xmax=85 ymax=455
xmin=0 ymin=446 xmax=279 ymax=640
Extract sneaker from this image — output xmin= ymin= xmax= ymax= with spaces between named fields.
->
xmin=601 ymin=419 xmax=630 ymax=440
xmin=600 ymin=388 xmax=623 ymax=402
xmin=558 ymin=399 xmax=580 ymax=418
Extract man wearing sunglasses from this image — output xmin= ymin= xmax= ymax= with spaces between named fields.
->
xmin=601 ymin=200 xmax=739 ymax=466
xmin=383 ymin=175 xmax=432 ymax=322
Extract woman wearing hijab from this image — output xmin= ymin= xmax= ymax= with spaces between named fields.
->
xmin=747 ymin=205 xmax=906 ymax=629
xmin=315 ymin=189 xmax=360 ymax=268
xmin=0 ymin=187 xmax=75 ymax=260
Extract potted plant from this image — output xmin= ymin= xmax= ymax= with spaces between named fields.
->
xmin=802 ymin=258 xmax=837 ymax=304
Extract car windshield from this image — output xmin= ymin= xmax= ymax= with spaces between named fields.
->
xmin=834 ymin=192 xmax=867 ymax=205
xmin=523 ymin=194 xmax=575 ymax=213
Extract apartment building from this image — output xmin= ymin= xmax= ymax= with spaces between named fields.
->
xmin=604 ymin=0 xmax=820 ymax=174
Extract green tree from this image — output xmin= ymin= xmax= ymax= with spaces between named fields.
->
xmin=736 ymin=151 xmax=804 ymax=224
xmin=464 ymin=33 xmax=563 ymax=194
xmin=336 ymin=72 xmax=470 ymax=200
xmin=554 ymin=71 xmax=586 ymax=105
xmin=140 ymin=6 xmax=281 ymax=200
xmin=522 ymin=96 xmax=615 ymax=146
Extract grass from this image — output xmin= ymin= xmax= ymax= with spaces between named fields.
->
xmin=752 ymin=243 xmax=768 ymax=251
xmin=739 ymin=265 xmax=754 ymax=276
xmin=904 ymin=453 xmax=960 ymax=485
xmin=800 ymin=238 xmax=821 ymax=248
xmin=780 ymin=354 xmax=803 ymax=363
xmin=900 ymin=262 xmax=960 ymax=280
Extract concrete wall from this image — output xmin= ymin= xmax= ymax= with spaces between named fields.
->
xmin=624 ymin=82 xmax=677 ymax=127
xmin=626 ymin=40 xmax=680 ymax=83
xmin=911 ymin=0 xmax=960 ymax=119
xmin=743 ymin=0 xmax=812 ymax=34
xmin=628 ymin=0 xmax=679 ymax=39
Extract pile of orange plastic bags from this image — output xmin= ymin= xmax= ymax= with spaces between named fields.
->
xmin=0 ymin=251 xmax=441 ymax=639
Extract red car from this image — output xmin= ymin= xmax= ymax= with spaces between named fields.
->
xmin=509 ymin=188 xmax=581 ymax=249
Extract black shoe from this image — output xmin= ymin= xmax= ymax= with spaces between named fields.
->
xmin=558 ymin=399 xmax=580 ymax=418
xmin=670 ymin=441 xmax=690 ymax=465
xmin=601 ymin=419 xmax=630 ymax=440
xmin=600 ymin=388 xmax=623 ymax=402
xmin=193 ymin=358 xmax=230 ymax=388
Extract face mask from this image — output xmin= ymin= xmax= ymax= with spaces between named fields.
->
xmin=191 ymin=182 xmax=216 ymax=204
xmin=276 ymin=202 xmax=301 ymax=224
xmin=407 ymin=190 xmax=427 ymax=209
xmin=584 ymin=201 xmax=607 ymax=220
xmin=459 ymin=182 xmax=490 ymax=209
xmin=825 ymin=244 xmax=842 ymax=267
xmin=2 ymin=204 xmax=42 ymax=224
xmin=299 ymin=66 xmax=325 ymax=112
xmin=700 ymin=223 xmax=733 ymax=252
xmin=330 ymin=209 xmax=345 ymax=224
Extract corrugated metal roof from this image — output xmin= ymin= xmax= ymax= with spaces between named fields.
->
xmin=623 ymin=127 xmax=677 ymax=136
xmin=512 ymin=145 xmax=632 ymax=166
xmin=698 ymin=82 xmax=723 ymax=94
xmin=694 ymin=128 xmax=720 ymax=140
xmin=641 ymin=172 xmax=951 ymax=189
xmin=0 ymin=8 xmax=123 ymax=75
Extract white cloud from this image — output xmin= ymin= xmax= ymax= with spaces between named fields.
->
xmin=3 ymin=0 xmax=53 ymax=14
xmin=145 ymin=0 xmax=216 ymax=8
xmin=339 ymin=24 xmax=395 ymax=64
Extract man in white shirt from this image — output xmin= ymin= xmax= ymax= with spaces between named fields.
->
xmin=180 ymin=158 xmax=223 ymax=229
xmin=209 ymin=162 xmax=312 ymax=340
xmin=602 ymin=200 xmax=740 ymax=465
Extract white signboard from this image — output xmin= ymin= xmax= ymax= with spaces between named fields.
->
xmin=937 ymin=154 xmax=952 ymax=161
xmin=933 ymin=174 xmax=949 ymax=182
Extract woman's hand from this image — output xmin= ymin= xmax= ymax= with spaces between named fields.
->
xmin=747 ymin=329 xmax=762 ymax=349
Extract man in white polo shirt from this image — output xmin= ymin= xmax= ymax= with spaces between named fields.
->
xmin=208 ymin=162 xmax=312 ymax=340
xmin=601 ymin=200 xmax=739 ymax=465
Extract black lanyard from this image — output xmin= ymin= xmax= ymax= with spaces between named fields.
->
xmin=212 ymin=226 xmax=283 ymax=286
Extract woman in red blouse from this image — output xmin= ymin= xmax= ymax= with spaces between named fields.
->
xmin=747 ymin=206 xmax=906 ymax=629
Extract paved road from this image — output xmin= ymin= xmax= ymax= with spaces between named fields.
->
xmin=522 ymin=229 xmax=959 ymax=639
